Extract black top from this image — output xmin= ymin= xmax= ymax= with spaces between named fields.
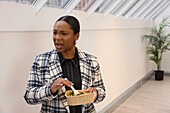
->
xmin=58 ymin=48 xmax=82 ymax=113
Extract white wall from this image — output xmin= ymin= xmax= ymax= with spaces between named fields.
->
xmin=162 ymin=28 xmax=170 ymax=71
xmin=0 ymin=1 xmax=155 ymax=113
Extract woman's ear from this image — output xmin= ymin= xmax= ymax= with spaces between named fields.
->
xmin=75 ymin=33 xmax=79 ymax=41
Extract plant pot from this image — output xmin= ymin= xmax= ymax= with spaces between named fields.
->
xmin=155 ymin=70 xmax=164 ymax=80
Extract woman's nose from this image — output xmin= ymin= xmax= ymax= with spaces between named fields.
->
xmin=54 ymin=34 xmax=62 ymax=40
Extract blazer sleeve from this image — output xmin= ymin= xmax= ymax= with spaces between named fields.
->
xmin=24 ymin=55 xmax=57 ymax=105
xmin=91 ymin=59 xmax=106 ymax=103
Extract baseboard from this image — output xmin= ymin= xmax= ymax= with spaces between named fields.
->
xmin=164 ymin=71 xmax=170 ymax=76
xmin=99 ymin=70 xmax=154 ymax=113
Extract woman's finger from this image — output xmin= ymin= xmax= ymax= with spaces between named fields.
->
xmin=87 ymin=87 xmax=97 ymax=101
xmin=61 ymin=79 xmax=73 ymax=87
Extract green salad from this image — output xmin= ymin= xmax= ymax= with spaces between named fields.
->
xmin=68 ymin=91 xmax=85 ymax=96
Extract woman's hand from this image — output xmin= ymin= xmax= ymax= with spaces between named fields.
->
xmin=87 ymin=87 xmax=97 ymax=102
xmin=50 ymin=78 xmax=73 ymax=94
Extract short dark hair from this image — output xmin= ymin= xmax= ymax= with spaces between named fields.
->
xmin=55 ymin=15 xmax=80 ymax=35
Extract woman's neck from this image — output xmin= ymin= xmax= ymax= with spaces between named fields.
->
xmin=61 ymin=47 xmax=76 ymax=59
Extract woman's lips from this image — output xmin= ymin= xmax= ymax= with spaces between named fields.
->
xmin=55 ymin=43 xmax=63 ymax=49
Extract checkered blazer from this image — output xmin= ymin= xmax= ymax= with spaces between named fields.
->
xmin=24 ymin=48 xmax=106 ymax=113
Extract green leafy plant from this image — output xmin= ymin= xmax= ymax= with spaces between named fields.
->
xmin=143 ymin=16 xmax=170 ymax=70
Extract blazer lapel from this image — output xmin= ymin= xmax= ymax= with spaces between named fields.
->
xmin=79 ymin=59 xmax=86 ymax=91
xmin=48 ymin=49 xmax=62 ymax=80
xmin=77 ymin=49 xmax=91 ymax=91
xmin=48 ymin=49 xmax=69 ymax=112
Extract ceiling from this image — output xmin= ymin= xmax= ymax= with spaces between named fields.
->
xmin=1 ymin=0 xmax=170 ymax=22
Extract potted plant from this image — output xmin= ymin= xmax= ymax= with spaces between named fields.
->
xmin=143 ymin=16 xmax=170 ymax=80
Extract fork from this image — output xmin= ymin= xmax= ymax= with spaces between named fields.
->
xmin=65 ymin=78 xmax=80 ymax=95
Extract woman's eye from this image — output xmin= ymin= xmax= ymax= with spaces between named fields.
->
xmin=53 ymin=32 xmax=57 ymax=35
xmin=62 ymin=33 xmax=67 ymax=36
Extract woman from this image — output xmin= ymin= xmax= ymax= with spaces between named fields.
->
xmin=24 ymin=15 xmax=106 ymax=113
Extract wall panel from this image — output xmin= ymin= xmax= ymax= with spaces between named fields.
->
xmin=0 ymin=1 xmax=155 ymax=113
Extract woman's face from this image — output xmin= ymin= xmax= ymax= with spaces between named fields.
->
xmin=53 ymin=21 xmax=79 ymax=54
